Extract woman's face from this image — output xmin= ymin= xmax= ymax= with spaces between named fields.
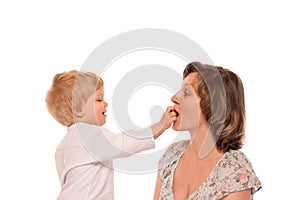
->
xmin=171 ymin=72 xmax=202 ymax=131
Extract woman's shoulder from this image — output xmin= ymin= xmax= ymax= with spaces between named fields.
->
xmin=164 ymin=140 xmax=189 ymax=157
xmin=213 ymin=149 xmax=262 ymax=196
xmin=222 ymin=149 xmax=255 ymax=170
xmin=216 ymin=149 xmax=258 ymax=179
xmin=158 ymin=140 xmax=189 ymax=169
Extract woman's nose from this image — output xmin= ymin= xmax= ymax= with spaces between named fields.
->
xmin=171 ymin=94 xmax=179 ymax=104
xmin=104 ymin=101 xmax=108 ymax=107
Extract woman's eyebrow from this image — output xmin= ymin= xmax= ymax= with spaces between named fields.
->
xmin=182 ymin=83 xmax=192 ymax=87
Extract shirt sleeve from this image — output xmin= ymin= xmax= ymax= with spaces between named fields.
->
xmin=76 ymin=122 xmax=155 ymax=161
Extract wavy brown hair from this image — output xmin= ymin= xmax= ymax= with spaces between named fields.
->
xmin=183 ymin=61 xmax=246 ymax=152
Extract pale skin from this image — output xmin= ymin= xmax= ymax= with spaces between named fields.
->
xmin=73 ymin=85 xmax=177 ymax=139
xmin=153 ymin=73 xmax=252 ymax=200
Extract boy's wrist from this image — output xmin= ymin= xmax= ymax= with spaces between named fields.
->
xmin=151 ymin=122 xmax=165 ymax=139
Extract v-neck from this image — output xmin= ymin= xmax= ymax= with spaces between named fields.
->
xmin=170 ymin=140 xmax=228 ymax=200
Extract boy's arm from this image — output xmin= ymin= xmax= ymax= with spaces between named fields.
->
xmin=77 ymin=123 xmax=154 ymax=161
xmin=77 ymin=107 xmax=176 ymax=161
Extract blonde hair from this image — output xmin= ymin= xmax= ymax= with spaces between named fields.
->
xmin=183 ymin=62 xmax=246 ymax=152
xmin=45 ymin=70 xmax=103 ymax=126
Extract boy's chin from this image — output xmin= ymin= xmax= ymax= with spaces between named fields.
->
xmin=98 ymin=120 xmax=106 ymax=126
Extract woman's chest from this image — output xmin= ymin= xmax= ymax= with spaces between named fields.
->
xmin=172 ymin=156 xmax=219 ymax=199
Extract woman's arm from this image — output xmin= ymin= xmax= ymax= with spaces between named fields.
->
xmin=222 ymin=189 xmax=251 ymax=200
xmin=153 ymin=172 xmax=162 ymax=200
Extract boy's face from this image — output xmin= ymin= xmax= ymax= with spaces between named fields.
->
xmin=80 ymin=86 xmax=108 ymax=126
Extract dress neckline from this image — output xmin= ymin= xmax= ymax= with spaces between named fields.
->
xmin=170 ymin=140 xmax=228 ymax=200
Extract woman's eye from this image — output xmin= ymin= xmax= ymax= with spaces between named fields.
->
xmin=184 ymin=91 xmax=190 ymax=96
xmin=97 ymin=99 xmax=103 ymax=102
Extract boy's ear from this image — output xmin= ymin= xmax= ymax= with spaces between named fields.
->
xmin=73 ymin=107 xmax=84 ymax=118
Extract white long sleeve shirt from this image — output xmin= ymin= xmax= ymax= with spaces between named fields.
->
xmin=55 ymin=122 xmax=155 ymax=200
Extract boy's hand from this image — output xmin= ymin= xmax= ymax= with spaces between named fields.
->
xmin=152 ymin=106 xmax=177 ymax=139
xmin=160 ymin=106 xmax=177 ymax=131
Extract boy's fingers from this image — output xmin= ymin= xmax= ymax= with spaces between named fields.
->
xmin=166 ymin=106 xmax=175 ymax=112
xmin=166 ymin=106 xmax=179 ymax=117
xmin=169 ymin=112 xmax=177 ymax=117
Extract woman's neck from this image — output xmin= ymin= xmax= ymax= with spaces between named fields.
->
xmin=188 ymin=123 xmax=223 ymax=160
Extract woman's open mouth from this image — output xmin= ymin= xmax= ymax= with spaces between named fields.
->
xmin=174 ymin=109 xmax=179 ymax=117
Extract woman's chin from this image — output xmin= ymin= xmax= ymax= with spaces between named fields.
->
xmin=172 ymin=122 xmax=180 ymax=131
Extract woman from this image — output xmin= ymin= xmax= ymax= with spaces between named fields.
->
xmin=154 ymin=62 xmax=261 ymax=200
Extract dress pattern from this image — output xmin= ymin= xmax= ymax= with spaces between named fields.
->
xmin=158 ymin=140 xmax=261 ymax=200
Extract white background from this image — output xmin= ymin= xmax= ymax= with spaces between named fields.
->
xmin=1 ymin=0 xmax=299 ymax=199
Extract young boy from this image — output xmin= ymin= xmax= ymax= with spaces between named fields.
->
xmin=46 ymin=70 xmax=176 ymax=199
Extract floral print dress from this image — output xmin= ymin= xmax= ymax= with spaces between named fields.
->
xmin=158 ymin=140 xmax=261 ymax=200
